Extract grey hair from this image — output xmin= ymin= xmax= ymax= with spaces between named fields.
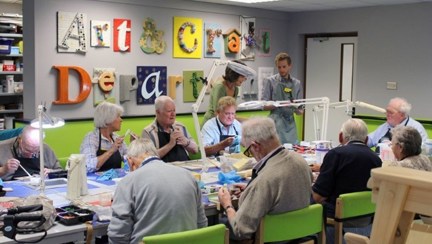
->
xmin=391 ymin=125 xmax=422 ymax=156
xmin=155 ymin=95 xmax=174 ymax=112
xmin=390 ymin=97 xmax=411 ymax=116
xmin=93 ymin=102 xmax=124 ymax=128
xmin=242 ymin=117 xmax=279 ymax=145
xmin=340 ymin=118 xmax=368 ymax=142
xmin=127 ymin=138 xmax=159 ymax=158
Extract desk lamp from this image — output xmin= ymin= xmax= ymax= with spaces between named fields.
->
xmin=30 ymin=104 xmax=65 ymax=195
xmin=238 ymin=97 xmax=330 ymax=140
xmin=192 ymin=60 xmax=256 ymax=171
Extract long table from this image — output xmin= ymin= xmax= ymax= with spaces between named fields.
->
xmin=0 ymin=166 xmax=224 ymax=243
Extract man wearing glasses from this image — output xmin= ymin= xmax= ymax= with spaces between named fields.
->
xmin=367 ymin=97 xmax=428 ymax=148
xmin=217 ymin=117 xmax=312 ymax=241
xmin=0 ymin=126 xmax=61 ymax=180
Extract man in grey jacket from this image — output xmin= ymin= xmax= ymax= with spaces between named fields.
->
xmin=218 ymin=117 xmax=312 ymax=241
xmin=108 ymin=138 xmax=207 ymax=244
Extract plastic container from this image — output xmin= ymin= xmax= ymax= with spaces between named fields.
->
xmin=58 ymin=212 xmax=80 ymax=226
xmin=0 ymin=38 xmax=12 ymax=54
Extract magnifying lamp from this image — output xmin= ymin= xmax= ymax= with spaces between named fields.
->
xmin=238 ymin=97 xmax=330 ymax=140
xmin=354 ymin=101 xmax=386 ymax=114
xmin=30 ymin=104 xmax=65 ymax=195
xmin=192 ymin=60 xmax=256 ymax=171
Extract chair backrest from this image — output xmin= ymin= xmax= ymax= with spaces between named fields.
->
xmin=335 ymin=191 xmax=375 ymax=221
xmin=255 ymin=204 xmax=325 ymax=244
xmin=142 ymin=224 xmax=228 ymax=244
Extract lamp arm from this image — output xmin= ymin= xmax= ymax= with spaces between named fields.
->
xmin=354 ymin=101 xmax=386 ymax=113
xmin=37 ymin=105 xmax=45 ymax=195
xmin=191 ymin=60 xmax=229 ymax=166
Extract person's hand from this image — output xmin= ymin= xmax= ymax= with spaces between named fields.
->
xmin=230 ymin=183 xmax=246 ymax=198
xmin=170 ymin=128 xmax=183 ymax=146
xmin=173 ymin=128 xmax=189 ymax=146
xmin=111 ymin=137 xmax=124 ymax=153
xmin=44 ymin=168 xmax=53 ymax=176
xmin=218 ymin=187 xmax=232 ymax=209
xmin=222 ymin=137 xmax=235 ymax=147
xmin=129 ymin=133 xmax=139 ymax=143
xmin=5 ymin=158 xmax=20 ymax=174
xmin=310 ymin=163 xmax=321 ymax=172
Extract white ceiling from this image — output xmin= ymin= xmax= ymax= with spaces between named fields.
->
xmin=191 ymin=0 xmax=432 ymax=12
xmin=2 ymin=0 xmax=432 ymax=12
xmin=0 ymin=0 xmax=21 ymax=4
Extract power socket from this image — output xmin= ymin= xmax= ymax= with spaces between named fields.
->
xmin=387 ymin=81 xmax=397 ymax=90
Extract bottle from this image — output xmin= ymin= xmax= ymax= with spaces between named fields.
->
xmin=123 ymin=156 xmax=130 ymax=173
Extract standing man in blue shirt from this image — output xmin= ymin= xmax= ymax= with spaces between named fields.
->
xmin=261 ymin=52 xmax=304 ymax=144
xmin=367 ymin=97 xmax=428 ymax=148
xmin=201 ymin=96 xmax=242 ymax=156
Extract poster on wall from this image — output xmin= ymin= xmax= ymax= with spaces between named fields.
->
xmin=204 ymin=23 xmax=222 ymax=58
xmin=57 ymin=11 xmax=88 ymax=53
xmin=258 ymin=67 xmax=274 ymax=100
xmin=240 ymin=16 xmax=257 ymax=60
xmin=113 ymin=18 xmax=131 ymax=52
xmin=92 ymin=68 xmax=117 ymax=106
xmin=183 ymin=70 xmax=204 ymax=102
xmin=137 ymin=66 xmax=167 ymax=105
xmin=259 ymin=29 xmax=271 ymax=56
xmin=173 ymin=16 xmax=203 ymax=59
xmin=91 ymin=20 xmax=111 ymax=47
xmin=223 ymin=28 xmax=241 ymax=55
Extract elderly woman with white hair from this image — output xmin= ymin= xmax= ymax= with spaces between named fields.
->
xmin=389 ymin=125 xmax=432 ymax=171
xmin=80 ymin=102 xmax=127 ymax=172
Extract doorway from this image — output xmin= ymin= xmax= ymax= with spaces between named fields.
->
xmin=304 ymin=33 xmax=358 ymax=145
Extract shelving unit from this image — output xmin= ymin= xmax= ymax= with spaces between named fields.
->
xmin=0 ymin=32 xmax=23 ymax=129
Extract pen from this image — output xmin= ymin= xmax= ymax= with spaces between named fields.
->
xmin=19 ymin=164 xmax=33 ymax=178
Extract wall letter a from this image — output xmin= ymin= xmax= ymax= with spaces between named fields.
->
xmin=53 ymin=66 xmax=92 ymax=104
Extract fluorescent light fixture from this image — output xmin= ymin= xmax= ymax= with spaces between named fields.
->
xmin=226 ymin=0 xmax=279 ymax=3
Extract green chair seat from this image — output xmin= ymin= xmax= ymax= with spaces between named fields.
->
xmin=142 ymin=224 xmax=228 ymax=244
xmin=256 ymin=204 xmax=325 ymax=244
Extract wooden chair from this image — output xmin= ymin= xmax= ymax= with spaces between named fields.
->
xmin=327 ymin=191 xmax=375 ymax=244
xmin=344 ymin=167 xmax=432 ymax=243
xmin=255 ymin=204 xmax=325 ymax=244
xmin=142 ymin=224 xmax=229 ymax=244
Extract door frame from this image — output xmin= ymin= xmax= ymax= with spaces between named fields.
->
xmin=302 ymin=32 xmax=358 ymax=140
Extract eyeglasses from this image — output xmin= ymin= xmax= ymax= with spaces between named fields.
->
xmin=243 ymin=141 xmax=259 ymax=158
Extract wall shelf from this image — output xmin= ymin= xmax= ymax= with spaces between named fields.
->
xmin=0 ymin=71 xmax=23 ymax=75
xmin=0 ymin=109 xmax=23 ymax=114
xmin=0 ymin=33 xmax=22 ymax=38
xmin=0 ymin=92 xmax=22 ymax=97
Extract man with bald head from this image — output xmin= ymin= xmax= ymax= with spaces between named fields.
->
xmin=367 ymin=97 xmax=428 ymax=148
xmin=0 ymin=126 xmax=61 ymax=180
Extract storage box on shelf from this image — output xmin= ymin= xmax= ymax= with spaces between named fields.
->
xmin=0 ymin=33 xmax=23 ymax=129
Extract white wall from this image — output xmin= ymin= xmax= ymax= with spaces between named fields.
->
xmin=23 ymin=0 xmax=290 ymax=119
xmin=286 ymin=2 xmax=432 ymax=119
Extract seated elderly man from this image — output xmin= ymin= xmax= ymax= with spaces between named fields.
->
xmin=0 ymin=126 xmax=61 ymax=180
xmin=389 ymin=125 xmax=432 ymax=171
xmin=312 ymin=118 xmax=382 ymax=217
xmin=108 ymin=138 xmax=207 ymax=243
xmin=201 ymin=96 xmax=242 ymax=156
xmin=142 ymin=95 xmax=198 ymax=162
xmin=368 ymin=97 xmax=428 ymax=148
xmin=217 ymin=117 xmax=312 ymax=241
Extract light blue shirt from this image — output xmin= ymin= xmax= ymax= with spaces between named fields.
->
xmin=201 ymin=116 xmax=242 ymax=154
xmin=367 ymin=117 xmax=428 ymax=147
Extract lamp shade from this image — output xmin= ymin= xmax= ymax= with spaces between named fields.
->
xmin=30 ymin=114 xmax=65 ymax=129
